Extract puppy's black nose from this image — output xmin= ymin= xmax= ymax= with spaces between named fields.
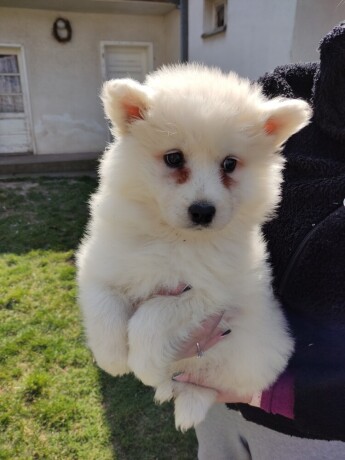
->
xmin=188 ymin=202 xmax=216 ymax=226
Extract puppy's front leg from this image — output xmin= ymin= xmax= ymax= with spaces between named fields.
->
xmin=79 ymin=282 xmax=131 ymax=376
xmin=128 ymin=296 xmax=191 ymax=387
xmin=154 ymin=379 xmax=218 ymax=432
xmin=128 ymin=297 xmax=223 ymax=429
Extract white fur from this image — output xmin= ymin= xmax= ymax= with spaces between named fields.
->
xmin=77 ymin=64 xmax=311 ymax=431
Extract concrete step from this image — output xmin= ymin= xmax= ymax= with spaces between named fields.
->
xmin=0 ymin=152 xmax=101 ymax=177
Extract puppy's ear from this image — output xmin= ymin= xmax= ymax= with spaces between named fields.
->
xmin=263 ymin=98 xmax=312 ymax=146
xmin=101 ymin=79 xmax=150 ymax=135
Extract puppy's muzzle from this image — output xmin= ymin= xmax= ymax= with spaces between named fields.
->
xmin=188 ymin=202 xmax=216 ymax=226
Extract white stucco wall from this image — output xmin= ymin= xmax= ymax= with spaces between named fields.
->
xmin=189 ymin=0 xmax=345 ymax=80
xmin=291 ymin=0 xmax=345 ymax=63
xmin=164 ymin=9 xmax=181 ymax=65
xmin=189 ymin=0 xmax=297 ymax=80
xmin=0 ymin=7 xmax=180 ymax=155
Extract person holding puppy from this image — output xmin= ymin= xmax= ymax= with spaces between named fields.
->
xmin=174 ymin=23 xmax=345 ymax=459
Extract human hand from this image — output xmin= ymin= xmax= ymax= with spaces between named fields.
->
xmin=173 ymin=313 xmax=254 ymax=404
xmin=175 ymin=313 xmax=230 ymax=360
xmin=173 ymin=372 xmax=253 ymax=403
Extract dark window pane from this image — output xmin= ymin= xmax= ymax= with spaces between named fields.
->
xmin=216 ymin=4 xmax=225 ymax=28
xmin=0 ymin=55 xmax=19 ymax=73
xmin=0 ymin=75 xmax=22 ymax=94
xmin=0 ymin=94 xmax=24 ymax=113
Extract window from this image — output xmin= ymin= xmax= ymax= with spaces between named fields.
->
xmin=0 ymin=46 xmax=33 ymax=154
xmin=202 ymin=0 xmax=227 ymax=39
xmin=0 ymin=54 xmax=24 ymax=113
xmin=215 ymin=3 xmax=225 ymax=28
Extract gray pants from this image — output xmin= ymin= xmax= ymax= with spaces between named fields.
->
xmin=195 ymin=405 xmax=345 ymax=460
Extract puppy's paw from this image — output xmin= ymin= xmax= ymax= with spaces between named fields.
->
xmin=95 ymin=354 xmax=130 ymax=377
xmin=174 ymin=386 xmax=217 ymax=432
xmin=90 ymin=337 xmax=131 ymax=377
xmin=154 ymin=381 xmax=174 ymax=404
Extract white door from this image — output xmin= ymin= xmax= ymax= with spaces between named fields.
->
xmin=0 ymin=47 xmax=33 ymax=154
xmin=101 ymin=42 xmax=153 ymax=83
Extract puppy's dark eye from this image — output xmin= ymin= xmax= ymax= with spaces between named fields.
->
xmin=222 ymin=156 xmax=238 ymax=173
xmin=164 ymin=150 xmax=185 ymax=168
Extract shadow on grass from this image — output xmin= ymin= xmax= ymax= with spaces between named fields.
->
xmin=0 ymin=176 xmax=97 ymax=255
xmin=0 ymin=176 xmax=198 ymax=458
xmin=99 ymin=372 xmax=197 ymax=459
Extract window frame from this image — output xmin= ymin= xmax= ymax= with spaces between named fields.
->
xmin=202 ymin=0 xmax=228 ymax=39
xmin=0 ymin=44 xmax=35 ymax=153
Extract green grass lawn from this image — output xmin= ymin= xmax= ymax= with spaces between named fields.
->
xmin=0 ymin=177 xmax=197 ymax=460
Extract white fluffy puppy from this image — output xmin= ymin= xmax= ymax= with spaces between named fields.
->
xmin=77 ymin=64 xmax=311 ymax=431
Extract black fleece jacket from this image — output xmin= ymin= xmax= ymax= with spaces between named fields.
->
xmin=230 ymin=23 xmax=345 ymax=441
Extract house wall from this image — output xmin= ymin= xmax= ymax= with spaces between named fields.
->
xmin=189 ymin=0 xmax=297 ymax=80
xmin=189 ymin=0 xmax=345 ymax=80
xmin=164 ymin=8 xmax=181 ymax=65
xmin=291 ymin=0 xmax=345 ymax=62
xmin=0 ymin=7 xmax=180 ymax=155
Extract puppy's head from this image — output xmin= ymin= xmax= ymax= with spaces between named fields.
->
xmin=101 ymin=64 xmax=311 ymax=233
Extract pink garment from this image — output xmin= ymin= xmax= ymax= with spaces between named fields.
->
xmin=254 ymin=371 xmax=295 ymax=419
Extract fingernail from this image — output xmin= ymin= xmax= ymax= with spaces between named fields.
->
xmin=221 ymin=329 xmax=231 ymax=336
xmin=172 ymin=372 xmax=189 ymax=383
xmin=172 ymin=372 xmax=184 ymax=381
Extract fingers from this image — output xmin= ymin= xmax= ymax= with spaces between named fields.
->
xmin=172 ymin=313 xmax=250 ymax=405
xmin=204 ymin=328 xmax=230 ymax=351
xmin=176 ymin=313 xmax=228 ymax=360
xmin=172 ymin=372 xmax=197 ymax=384
xmin=172 ymin=373 xmax=252 ymax=404
xmin=198 ymin=314 xmax=225 ymax=340
xmin=215 ymin=391 xmax=252 ymax=404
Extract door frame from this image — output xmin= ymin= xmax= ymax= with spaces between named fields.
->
xmin=100 ymin=41 xmax=154 ymax=83
xmin=0 ymin=43 xmax=36 ymax=154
